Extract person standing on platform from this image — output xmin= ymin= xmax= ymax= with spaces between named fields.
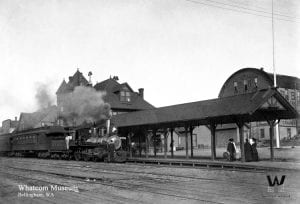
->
xmin=244 ymin=139 xmax=252 ymax=162
xmin=227 ymin=138 xmax=236 ymax=161
xmin=251 ymin=138 xmax=259 ymax=161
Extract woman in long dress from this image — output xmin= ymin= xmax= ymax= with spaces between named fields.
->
xmin=251 ymin=138 xmax=259 ymax=161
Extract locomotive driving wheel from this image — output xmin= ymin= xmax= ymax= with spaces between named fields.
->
xmin=83 ymin=154 xmax=89 ymax=162
xmin=74 ymin=152 xmax=81 ymax=161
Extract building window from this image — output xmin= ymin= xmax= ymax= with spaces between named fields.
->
xmin=234 ymin=81 xmax=238 ymax=93
xmin=254 ymin=77 xmax=258 ymax=88
xmin=120 ymin=91 xmax=131 ymax=102
xmin=260 ymin=128 xmax=265 ymax=138
xmin=244 ymin=80 xmax=248 ymax=92
xmin=285 ymin=91 xmax=289 ymax=101
xmin=291 ymin=91 xmax=296 ymax=101
xmin=297 ymin=91 xmax=300 ymax=103
xmin=287 ymin=128 xmax=291 ymax=139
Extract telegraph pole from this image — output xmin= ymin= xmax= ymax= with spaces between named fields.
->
xmin=272 ymin=0 xmax=280 ymax=148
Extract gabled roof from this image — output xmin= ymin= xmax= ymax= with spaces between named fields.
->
xmin=94 ymin=78 xmax=154 ymax=111
xmin=16 ymin=106 xmax=58 ymax=131
xmin=112 ymin=88 xmax=298 ymax=128
xmin=94 ymin=78 xmax=120 ymax=92
xmin=56 ymin=79 xmax=68 ymax=94
xmin=104 ymin=92 xmax=154 ymax=110
xmin=56 ymin=70 xmax=89 ymax=94
xmin=112 ymin=83 xmax=134 ymax=93
xmin=68 ymin=70 xmax=89 ymax=89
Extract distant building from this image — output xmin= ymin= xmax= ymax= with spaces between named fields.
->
xmin=93 ymin=77 xmax=154 ymax=115
xmin=1 ymin=117 xmax=18 ymax=134
xmin=16 ymin=106 xmax=58 ymax=131
xmin=56 ymin=69 xmax=90 ymax=110
xmin=218 ymin=67 xmax=300 ymax=143
xmin=56 ymin=70 xmax=154 ymax=125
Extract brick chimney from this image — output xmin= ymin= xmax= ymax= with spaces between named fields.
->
xmin=138 ymin=88 xmax=144 ymax=99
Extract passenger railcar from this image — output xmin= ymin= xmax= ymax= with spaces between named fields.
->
xmin=0 ymin=133 xmax=11 ymax=156
xmin=9 ymin=126 xmax=66 ymax=157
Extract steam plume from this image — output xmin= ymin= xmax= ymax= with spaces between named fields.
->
xmin=60 ymin=86 xmax=111 ymax=125
xmin=35 ymin=83 xmax=54 ymax=109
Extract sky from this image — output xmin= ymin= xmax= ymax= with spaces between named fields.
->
xmin=0 ymin=0 xmax=299 ymax=123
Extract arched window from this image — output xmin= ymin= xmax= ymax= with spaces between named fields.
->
xmin=244 ymin=80 xmax=248 ymax=92
xmin=234 ymin=81 xmax=238 ymax=94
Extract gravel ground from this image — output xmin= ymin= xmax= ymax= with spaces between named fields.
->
xmin=0 ymin=157 xmax=299 ymax=204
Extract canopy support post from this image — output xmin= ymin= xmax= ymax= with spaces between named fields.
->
xmin=170 ymin=128 xmax=174 ymax=158
xmin=153 ymin=129 xmax=157 ymax=157
xmin=190 ymin=126 xmax=194 ymax=158
xmin=236 ymin=122 xmax=245 ymax=162
xmin=164 ymin=129 xmax=168 ymax=159
xmin=185 ymin=125 xmax=189 ymax=159
xmin=208 ymin=123 xmax=217 ymax=161
xmin=145 ymin=129 xmax=149 ymax=158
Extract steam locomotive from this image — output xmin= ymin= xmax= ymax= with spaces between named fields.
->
xmin=0 ymin=122 xmax=127 ymax=162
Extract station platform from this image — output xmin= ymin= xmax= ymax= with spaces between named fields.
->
xmin=126 ymin=156 xmax=300 ymax=172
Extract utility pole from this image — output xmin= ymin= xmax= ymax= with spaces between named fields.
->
xmin=272 ymin=0 xmax=280 ymax=148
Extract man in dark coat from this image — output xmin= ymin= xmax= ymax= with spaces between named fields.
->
xmin=251 ymin=138 xmax=259 ymax=161
xmin=227 ymin=138 xmax=236 ymax=161
xmin=244 ymin=139 xmax=252 ymax=162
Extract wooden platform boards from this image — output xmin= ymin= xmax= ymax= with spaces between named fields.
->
xmin=126 ymin=157 xmax=300 ymax=172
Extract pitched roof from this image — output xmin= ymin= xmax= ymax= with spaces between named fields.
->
xmin=56 ymin=79 xmax=68 ymax=94
xmin=94 ymin=78 xmax=120 ymax=92
xmin=112 ymin=88 xmax=298 ymax=128
xmin=68 ymin=69 xmax=89 ymax=88
xmin=16 ymin=106 xmax=58 ymax=131
xmin=94 ymin=78 xmax=154 ymax=111
xmin=56 ymin=70 xmax=89 ymax=94
xmin=267 ymin=73 xmax=300 ymax=90
xmin=112 ymin=83 xmax=134 ymax=93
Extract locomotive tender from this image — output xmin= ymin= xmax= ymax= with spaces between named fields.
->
xmin=0 ymin=123 xmax=127 ymax=162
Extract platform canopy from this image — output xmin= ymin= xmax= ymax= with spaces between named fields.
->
xmin=112 ymin=88 xmax=298 ymax=129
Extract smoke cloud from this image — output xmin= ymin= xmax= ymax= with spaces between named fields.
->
xmin=35 ymin=83 xmax=55 ymax=109
xmin=60 ymin=86 xmax=111 ymax=125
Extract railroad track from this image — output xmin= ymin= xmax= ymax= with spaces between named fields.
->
xmin=1 ymin=165 xmax=226 ymax=204
xmin=2 ymin=157 xmax=270 ymax=187
xmin=3 ymin=157 xmax=299 ymax=203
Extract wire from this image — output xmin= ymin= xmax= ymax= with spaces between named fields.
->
xmin=185 ymin=0 xmax=300 ymax=23
xmin=227 ymin=0 xmax=296 ymax=17
xmin=202 ymin=0 xmax=300 ymax=20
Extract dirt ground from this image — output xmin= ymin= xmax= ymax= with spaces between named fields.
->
xmin=0 ymin=157 xmax=299 ymax=204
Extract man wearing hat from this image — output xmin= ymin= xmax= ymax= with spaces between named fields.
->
xmin=227 ymin=138 xmax=236 ymax=161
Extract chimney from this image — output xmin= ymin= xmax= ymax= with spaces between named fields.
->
xmin=88 ymin=71 xmax=93 ymax=86
xmin=138 ymin=88 xmax=144 ymax=99
xmin=15 ymin=116 xmax=17 ymax=121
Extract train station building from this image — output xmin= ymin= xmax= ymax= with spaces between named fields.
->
xmin=112 ymin=67 xmax=299 ymax=162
